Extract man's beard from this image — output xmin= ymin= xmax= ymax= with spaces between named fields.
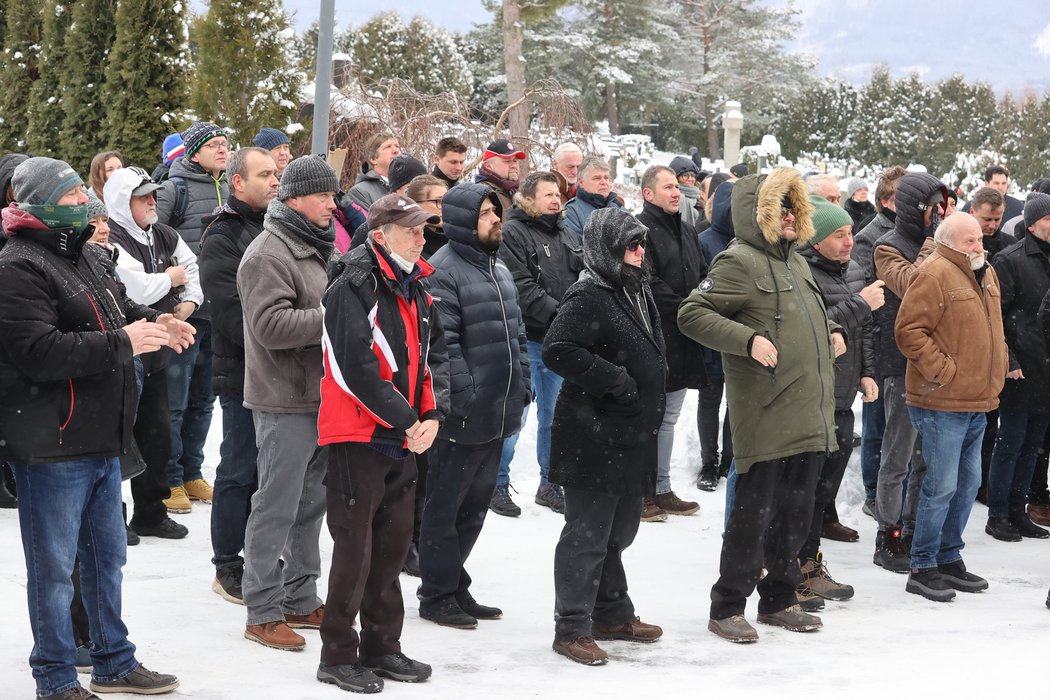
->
xmin=141 ymin=211 xmax=159 ymax=227
xmin=968 ymin=250 xmax=986 ymax=270
xmin=479 ymin=222 xmax=502 ymax=252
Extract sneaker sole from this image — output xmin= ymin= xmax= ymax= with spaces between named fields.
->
xmin=707 ymin=619 xmax=758 ymax=643
xmin=806 ymin=584 xmax=855 ymax=601
xmin=90 ymin=679 xmax=180 ymax=695
xmin=663 ymin=506 xmax=700 ymax=516
xmin=212 ymin=579 xmax=244 ymax=605
xmin=552 ymin=644 xmax=608 ymax=665
xmin=76 ymin=664 xmax=92 ymax=674
xmin=317 ymin=668 xmax=383 ymax=694
xmin=755 ymin=615 xmax=822 ymax=632
xmin=285 ymin=621 xmax=321 ymax=630
xmin=904 ymin=580 xmax=956 ymax=602
xmin=641 ymin=514 xmax=669 ymax=522
xmin=243 ymin=630 xmax=305 ymax=650
xmin=187 ymin=496 xmax=212 ymax=503
xmin=362 ymin=665 xmax=433 ymax=683
xmin=164 ymin=505 xmax=192 ymax=514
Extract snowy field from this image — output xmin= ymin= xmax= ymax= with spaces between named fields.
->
xmin=1 ymin=394 xmax=1048 ymax=697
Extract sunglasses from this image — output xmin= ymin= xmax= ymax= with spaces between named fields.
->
xmin=626 ymin=239 xmax=646 ymax=252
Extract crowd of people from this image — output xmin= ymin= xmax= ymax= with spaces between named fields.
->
xmin=1 ymin=117 xmax=1049 ymax=697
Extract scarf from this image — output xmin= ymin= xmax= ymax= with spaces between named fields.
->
xmin=266 ymin=199 xmax=336 ymax=258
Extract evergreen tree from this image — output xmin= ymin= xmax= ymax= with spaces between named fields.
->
xmin=26 ymin=0 xmax=75 ymax=158
xmin=922 ymin=74 xmax=997 ymax=176
xmin=771 ymin=79 xmax=857 ymax=162
xmin=58 ymin=0 xmax=117 ymax=173
xmin=1009 ymin=92 xmax=1050 ymax=187
xmin=0 ymin=0 xmax=43 ymax=152
xmin=191 ymin=0 xmax=304 ymax=145
xmin=104 ymin=0 xmax=189 ymax=168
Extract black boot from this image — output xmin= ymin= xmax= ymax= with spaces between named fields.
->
xmin=1009 ymin=510 xmax=1050 ymax=539
xmin=696 ymin=463 xmax=718 ymax=492
xmin=122 ymin=502 xmax=139 ymax=546
xmin=985 ymin=515 xmax=1022 ymax=542
xmin=0 ymin=463 xmax=16 ymax=508
xmin=402 ymin=542 xmax=421 ymax=577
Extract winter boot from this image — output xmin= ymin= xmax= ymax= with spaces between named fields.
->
xmin=162 ymin=486 xmax=192 ymax=514
xmin=937 ymin=560 xmax=988 ymax=593
xmin=1009 ymin=510 xmax=1050 ymax=539
xmin=874 ymin=528 xmax=910 ymax=573
xmin=655 ymin=490 xmax=700 ymax=516
xmin=489 ymin=484 xmax=521 ymax=517
xmin=552 ymin=637 xmax=608 ymax=665
xmin=985 ymin=515 xmax=1022 ymax=542
xmin=800 ymin=553 xmax=855 ymax=601
xmin=696 ymin=463 xmax=718 ymax=492
xmin=756 ymin=605 xmax=822 ymax=632
xmin=905 ymin=567 xmax=955 ymax=602
xmin=183 ymin=477 xmax=213 ymax=503
xmin=640 ymin=498 xmax=668 ymax=522
xmin=795 ymin=581 xmax=825 ymax=612
xmin=535 ymin=483 xmax=566 ymax=514
xmin=708 ymin=615 xmax=758 ymax=643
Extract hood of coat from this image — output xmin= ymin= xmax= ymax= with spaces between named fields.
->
xmin=707 ymin=180 xmax=735 ymax=239
xmin=103 ymin=167 xmax=152 ymax=242
xmin=510 ymin=191 xmax=561 ymax=232
xmin=894 ymin=172 xmax=948 ymax=243
xmin=582 ymin=207 xmax=649 ymax=288
xmin=169 ymin=155 xmax=223 ymax=184
xmin=442 ymin=182 xmax=497 ymax=250
xmin=731 ymin=168 xmax=814 ymax=253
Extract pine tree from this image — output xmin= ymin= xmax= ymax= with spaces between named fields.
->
xmin=26 ymin=0 xmax=75 ymax=158
xmin=104 ymin=0 xmax=189 ymax=168
xmin=191 ymin=0 xmax=304 ymax=145
xmin=0 ymin=0 xmax=43 ymax=153
xmin=58 ymin=0 xmax=117 ymax=173
xmin=771 ymin=79 xmax=858 ymax=162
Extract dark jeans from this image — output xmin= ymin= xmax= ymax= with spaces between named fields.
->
xmin=211 ymin=393 xmax=259 ymax=571
xmin=129 ymin=369 xmax=172 ymax=528
xmin=987 ymin=409 xmax=1050 ymax=518
xmin=698 ymin=376 xmax=733 ymax=470
xmin=860 ymin=395 xmax=885 ymax=500
xmin=801 ymin=410 xmax=855 ymax=560
xmin=980 ymin=409 xmax=998 ymax=494
xmin=418 ymin=439 xmax=501 ymax=604
xmin=554 ymin=488 xmax=641 ymax=640
xmin=1029 ymin=424 xmax=1050 ymax=505
xmin=321 ymin=443 xmax=416 ymax=666
xmin=710 ymin=452 xmax=822 ymax=620
xmin=165 ymin=318 xmax=214 ymax=487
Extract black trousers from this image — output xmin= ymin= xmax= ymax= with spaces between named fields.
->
xmin=418 ymin=439 xmax=500 ymax=604
xmin=320 ymin=443 xmax=416 ymax=665
xmin=710 ymin=451 xmax=822 ymax=620
xmin=801 ymin=410 xmax=854 ymax=560
xmin=698 ymin=378 xmax=733 ymax=470
xmin=129 ymin=369 xmax=172 ymax=528
xmin=553 ymin=488 xmax=641 ymax=640
xmin=412 ymin=453 xmax=429 ymax=546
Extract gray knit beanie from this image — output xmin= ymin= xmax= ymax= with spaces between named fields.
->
xmin=1024 ymin=191 xmax=1050 ymax=228
xmin=847 ymin=177 xmax=869 ymax=199
xmin=86 ymin=190 xmax=107 ymax=219
xmin=12 ymin=157 xmax=85 ymax=205
xmin=278 ymin=155 xmax=339 ymax=201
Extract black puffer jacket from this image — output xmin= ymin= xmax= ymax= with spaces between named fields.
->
xmin=498 ymin=192 xmax=583 ymax=342
xmin=801 ymin=247 xmax=875 ymax=409
xmin=843 ymin=197 xmax=875 ymax=230
xmin=428 ymin=183 xmax=530 ymax=445
xmin=544 ymin=208 xmax=666 ymax=496
xmin=198 ymin=196 xmax=265 ymax=394
xmin=636 ymin=200 xmax=708 ymax=391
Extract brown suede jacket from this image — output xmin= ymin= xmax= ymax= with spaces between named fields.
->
xmin=895 ymin=242 xmax=1008 ymax=412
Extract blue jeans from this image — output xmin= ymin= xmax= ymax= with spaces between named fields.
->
xmin=166 ymin=318 xmax=214 ymax=487
xmin=211 ymin=393 xmax=259 ymax=571
xmin=987 ymin=409 xmax=1050 ymax=518
xmin=497 ymin=340 xmax=562 ymax=486
xmin=12 ymin=458 xmax=138 ymax=696
xmin=724 ymin=460 xmax=737 ymax=530
xmin=860 ymin=395 xmax=885 ymax=500
xmin=907 ymin=408 xmax=984 ymax=570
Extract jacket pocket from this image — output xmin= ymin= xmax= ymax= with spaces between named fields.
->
xmin=754 ymin=274 xmax=794 ymax=293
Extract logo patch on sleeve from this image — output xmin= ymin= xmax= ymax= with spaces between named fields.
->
xmin=699 ymin=278 xmax=714 ymax=293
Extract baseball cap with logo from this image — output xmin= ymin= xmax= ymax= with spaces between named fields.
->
xmin=125 ymin=167 xmax=163 ymax=197
xmin=482 ymin=139 xmax=526 ymax=161
xmin=368 ymin=194 xmax=440 ymax=230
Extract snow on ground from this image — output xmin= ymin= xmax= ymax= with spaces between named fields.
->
xmin=2 ymin=395 xmax=1048 ymax=697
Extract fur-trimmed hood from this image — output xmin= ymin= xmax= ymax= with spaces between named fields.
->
xmin=731 ymin=168 xmax=814 ymax=255
xmin=512 ymin=190 xmax=545 ymax=218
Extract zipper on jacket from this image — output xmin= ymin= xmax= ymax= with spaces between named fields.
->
xmin=491 ymin=256 xmax=514 ymax=436
xmin=786 ymin=256 xmax=833 ymax=453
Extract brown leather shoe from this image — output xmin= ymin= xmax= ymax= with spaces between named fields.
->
xmin=285 ymin=605 xmax=324 ymax=629
xmin=1028 ymin=503 xmax=1050 ymax=526
xmin=552 ymin=637 xmax=608 ymax=665
xmin=593 ymin=616 xmax=663 ymax=643
xmin=821 ymin=521 xmax=860 ymax=542
xmin=244 ymin=621 xmax=306 ymax=650
xmin=640 ymin=498 xmax=668 ymax=522
xmin=655 ymin=490 xmax=700 ymax=516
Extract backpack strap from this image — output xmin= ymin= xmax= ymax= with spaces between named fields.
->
xmin=169 ymin=176 xmax=189 ymax=228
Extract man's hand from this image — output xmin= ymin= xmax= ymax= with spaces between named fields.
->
xmin=122 ymin=319 xmax=171 ymax=356
xmin=166 ymin=265 xmax=188 ymax=288
xmin=155 ymin=313 xmax=196 ymax=353
xmin=1007 ymin=368 xmax=1025 ymax=380
xmin=172 ymin=301 xmax=196 ymax=321
xmin=832 ymin=332 xmax=847 ymax=358
xmin=751 ymin=335 xmax=779 ymax=368
xmin=859 ymin=280 xmax=886 ymax=311
xmin=405 ymin=419 xmax=440 ymax=454
xmin=860 ymin=376 xmax=879 ymax=402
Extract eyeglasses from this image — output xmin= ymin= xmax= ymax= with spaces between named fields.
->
xmin=201 ymin=141 xmax=230 ymax=152
xmin=626 ymin=239 xmax=646 ymax=252
xmin=781 ymin=207 xmax=795 ymax=218
xmin=417 ymin=197 xmax=443 ymax=205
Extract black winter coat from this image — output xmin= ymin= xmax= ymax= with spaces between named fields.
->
xmin=636 ymin=201 xmax=708 ymax=391
xmin=801 ymin=247 xmax=876 ymax=409
xmin=498 ymin=194 xmax=583 ymax=342
xmin=198 ymin=197 xmax=265 ymax=395
xmin=984 ymin=229 xmax=1017 ymax=260
xmin=428 ymin=183 xmax=530 ymax=445
xmin=843 ymin=198 xmax=876 ymax=231
xmin=992 ymin=234 xmax=1050 ymax=413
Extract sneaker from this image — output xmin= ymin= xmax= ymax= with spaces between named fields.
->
xmin=360 ymin=652 xmax=432 ymax=683
xmin=1027 ymin=503 xmax=1050 ymax=526
xmin=285 ymin=605 xmax=324 ymax=629
xmin=131 ymin=517 xmax=188 ymax=540
xmin=419 ymin=598 xmax=478 ymax=629
xmin=1010 ymin=511 xmax=1050 ymax=539
xmin=707 ymin=615 xmax=758 ymax=643
xmin=42 ymin=687 xmax=99 ymax=699
xmin=402 ymin=542 xmax=421 ymax=577
xmin=535 ymin=483 xmax=565 ymax=514
xmin=183 ymin=478 xmax=214 ymax=503
xmin=756 ymin=604 xmax=823 ymax=632
xmin=456 ymin=593 xmax=502 ymax=620
xmin=905 ymin=567 xmax=956 ymax=602
xmin=640 ymin=498 xmax=668 ymax=522
xmin=873 ymin=528 xmax=910 ymax=573
xmin=162 ymin=486 xmax=191 ymax=514
xmin=795 ymin=582 xmax=825 ymax=612
xmin=593 ymin=616 xmax=662 ymax=643
xmin=552 ymin=637 xmax=608 ymax=665
xmin=489 ymin=484 xmax=521 ymax=517
xmin=937 ymin=560 xmax=988 ymax=593
xmin=89 ymin=664 xmax=179 ymax=695
xmin=655 ymin=490 xmax=700 ymax=516
xmin=213 ymin=566 xmax=244 ymax=605
xmin=861 ymin=498 xmax=876 ymax=519
xmin=317 ymin=663 xmax=383 ymax=694
xmin=985 ymin=515 xmax=1022 ymax=542
xmin=244 ymin=621 xmax=306 ymax=650
xmin=820 ymin=521 xmax=859 ymax=543
xmin=75 ymin=643 xmax=93 ymax=673
xmin=696 ymin=464 xmax=718 ymax=492
xmin=800 ymin=553 xmax=855 ymax=601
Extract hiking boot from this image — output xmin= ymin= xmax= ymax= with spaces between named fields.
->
xmin=708 ymin=615 xmax=758 ymax=643
xmin=419 ymin=598 xmax=478 ymax=629
xmin=985 ymin=515 xmax=1022 ymax=542
xmin=285 ymin=605 xmax=324 ymax=629
xmin=1027 ymin=503 xmax=1050 ymax=526
xmin=213 ymin=566 xmax=244 ymax=605
xmin=821 ymin=521 xmax=859 ymax=543
xmin=593 ymin=616 xmax=662 ymax=643
xmin=42 ymin=687 xmax=99 ymax=699
xmin=535 ymin=483 xmax=565 ymax=513
xmin=131 ymin=517 xmax=188 ymax=540
xmin=552 ymin=637 xmax=608 ymax=665
xmin=906 ymin=567 xmax=956 ymax=602
xmin=403 ymin=542 xmax=421 ymax=577
xmin=89 ymin=664 xmax=179 ymax=695
xmin=656 ymin=490 xmax=700 ymax=516
xmin=862 ymin=498 xmax=876 ymax=519
xmin=640 ymin=498 xmax=668 ymax=522
xmin=317 ymin=663 xmax=383 ymax=694
xmin=489 ymin=484 xmax=521 ymax=517
xmin=162 ymin=486 xmax=191 ymax=514
xmin=800 ymin=553 xmax=855 ymax=601
xmin=456 ymin=593 xmax=502 ymax=619
xmin=873 ymin=528 xmax=910 ymax=573
xmin=183 ymin=477 xmax=213 ymax=503
xmin=756 ymin=604 xmax=822 ymax=632
xmin=1010 ymin=511 xmax=1050 ymax=539
xmin=244 ymin=621 xmax=306 ymax=650
xmin=696 ymin=464 xmax=718 ymax=492
xmin=937 ymin=560 xmax=988 ymax=593
xmin=361 ymin=652 xmax=432 ymax=683
xmin=795 ymin=582 xmax=825 ymax=612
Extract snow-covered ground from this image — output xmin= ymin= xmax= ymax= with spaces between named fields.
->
xmin=2 ymin=395 xmax=1047 ymax=697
